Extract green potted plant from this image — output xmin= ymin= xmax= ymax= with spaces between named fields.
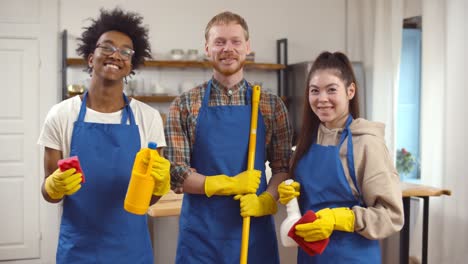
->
xmin=396 ymin=148 xmax=416 ymax=176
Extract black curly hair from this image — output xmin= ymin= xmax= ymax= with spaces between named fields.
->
xmin=76 ymin=7 xmax=151 ymax=75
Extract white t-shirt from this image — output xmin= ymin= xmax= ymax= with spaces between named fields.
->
xmin=37 ymin=96 xmax=166 ymax=158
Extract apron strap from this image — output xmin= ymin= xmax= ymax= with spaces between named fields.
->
xmin=245 ymin=82 xmax=252 ymax=104
xmin=121 ymin=94 xmax=136 ymax=125
xmin=202 ymin=79 xmax=252 ymax=107
xmin=77 ymin=91 xmax=89 ymax=122
xmin=338 ymin=115 xmax=364 ymax=205
xmin=77 ymin=91 xmax=135 ymax=125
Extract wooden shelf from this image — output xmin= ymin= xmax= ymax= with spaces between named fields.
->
xmin=144 ymin=60 xmax=212 ymax=68
xmin=66 ymin=58 xmax=285 ymax=71
xmin=62 ymin=32 xmax=287 ymax=101
xmin=131 ymin=95 xmax=176 ymax=103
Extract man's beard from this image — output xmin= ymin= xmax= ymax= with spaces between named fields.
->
xmin=211 ymin=57 xmax=245 ymax=76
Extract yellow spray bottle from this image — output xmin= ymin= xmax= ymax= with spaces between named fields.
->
xmin=124 ymin=142 xmax=158 ymax=215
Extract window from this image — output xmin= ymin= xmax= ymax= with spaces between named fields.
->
xmin=396 ymin=17 xmax=421 ymax=180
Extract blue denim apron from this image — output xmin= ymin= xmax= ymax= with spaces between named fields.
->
xmin=175 ymin=80 xmax=279 ymax=264
xmin=294 ymin=116 xmax=380 ymax=264
xmin=57 ymin=92 xmax=153 ymax=264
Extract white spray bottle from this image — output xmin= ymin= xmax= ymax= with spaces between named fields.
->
xmin=280 ymin=179 xmax=302 ymax=247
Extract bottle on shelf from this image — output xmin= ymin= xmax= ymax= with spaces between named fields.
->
xmin=124 ymin=142 xmax=158 ymax=215
xmin=280 ymin=179 xmax=301 ymax=247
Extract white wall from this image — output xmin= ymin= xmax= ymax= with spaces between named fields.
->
xmin=404 ymin=0 xmax=421 ymax=18
xmin=61 ymin=0 xmax=346 ymax=64
xmin=62 ymin=0 xmax=347 ymax=115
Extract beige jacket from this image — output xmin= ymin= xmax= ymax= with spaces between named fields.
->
xmin=316 ymin=118 xmax=404 ymax=240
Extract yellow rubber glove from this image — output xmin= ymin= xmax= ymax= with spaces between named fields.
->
xmin=147 ymin=154 xmax=171 ymax=196
xmin=204 ymin=170 xmax=261 ymax=197
xmin=234 ymin=192 xmax=278 ymax=217
xmin=295 ymin=207 xmax=355 ymax=242
xmin=278 ymin=180 xmax=300 ymax=205
xmin=44 ymin=168 xmax=82 ymax=200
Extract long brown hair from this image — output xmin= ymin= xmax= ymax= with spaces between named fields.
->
xmin=289 ymin=51 xmax=361 ymax=177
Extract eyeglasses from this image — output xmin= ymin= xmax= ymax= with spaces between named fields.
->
xmin=96 ymin=43 xmax=135 ymax=60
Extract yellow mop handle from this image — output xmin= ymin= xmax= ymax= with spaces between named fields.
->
xmin=240 ymin=85 xmax=261 ymax=264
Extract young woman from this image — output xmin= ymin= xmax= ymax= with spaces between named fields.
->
xmin=38 ymin=8 xmax=169 ymax=263
xmin=278 ymin=51 xmax=404 ymax=263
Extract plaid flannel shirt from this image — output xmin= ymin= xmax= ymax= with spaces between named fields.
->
xmin=164 ymin=78 xmax=292 ymax=189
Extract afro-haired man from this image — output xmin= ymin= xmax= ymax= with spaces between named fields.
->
xmin=38 ymin=8 xmax=169 ymax=263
